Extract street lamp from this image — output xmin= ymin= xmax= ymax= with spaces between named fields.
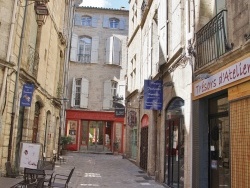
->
xmin=34 ymin=2 xmax=49 ymax=26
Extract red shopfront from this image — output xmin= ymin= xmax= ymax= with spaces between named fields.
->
xmin=65 ymin=110 xmax=125 ymax=153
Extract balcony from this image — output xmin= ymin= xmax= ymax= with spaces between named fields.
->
xmin=27 ymin=45 xmax=39 ymax=77
xmin=195 ymin=10 xmax=232 ymax=71
xmin=78 ymin=54 xmax=91 ymax=63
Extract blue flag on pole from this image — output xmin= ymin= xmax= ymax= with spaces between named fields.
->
xmin=20 ymin=84 xmax=34 ymax=107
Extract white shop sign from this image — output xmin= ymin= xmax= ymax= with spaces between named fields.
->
xmin=194 ymin=57 xmax=250 ymax=97
xmin=20 ymin=142 xmax=41 ymax=169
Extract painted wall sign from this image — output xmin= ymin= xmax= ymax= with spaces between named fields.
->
xmin=144 ymin=80 xmax=163 ymax=110
xmin=194 ymin=57 xmax=250 ymax=97
xmin=20 ymin=84 xmax=34 ymax=107
xmin=128 ymin=110 xmax=137 ymax=127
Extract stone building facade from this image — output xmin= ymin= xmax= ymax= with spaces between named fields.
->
xmin=192 ymin=0 xmax=250 ymax=188
xmin=127 ymin=0 xmax=250 ymax=188
xmin=126 ymin=0 xmax=193 ymax=187
xmin=65 ymin=7 xmax=129 ymax=154
xmin=0 ymin=0 xmax=72 ymax=174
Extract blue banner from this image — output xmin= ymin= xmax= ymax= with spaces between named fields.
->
xmin=144 ymin=80 xmax=163 ymax=110
xmin=20 ymin=84 xmax=34 ymax=107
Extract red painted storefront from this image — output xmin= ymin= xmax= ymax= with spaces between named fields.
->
xmin=65 ymin=109 xmax=125 ymax=154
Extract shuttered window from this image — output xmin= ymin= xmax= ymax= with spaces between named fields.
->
xmin=110 ymin=18 xmax=119 ymax=29
xmin=70 ymin=34 xmax=99 ymax=63
xmin=71 ymin=78 xmax=89 ymax=108
xmin=75 ymin=79 xmax=81 ymax=106
xmin=81 ymin=16 xmax=92 ymax=26
xmin=103 ymin=17 xmax=125 ymax=30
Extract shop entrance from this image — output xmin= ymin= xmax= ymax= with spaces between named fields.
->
xmin=165 ymin=118 xmax=184 ymax=188
xmin=209 ymin=95 xmax=230 ymax=187
xmin=165 ymin=98 xmax=184 ymax=188
xmin=140 ymin=126 xmax=148 ymax=170
xmin=88 ymin=121 xmax=104 ymax=151
xmin=80 ymin=121 xmax=111 ymax=152
xmin=131 ymin=128 xmax=137 ymax=159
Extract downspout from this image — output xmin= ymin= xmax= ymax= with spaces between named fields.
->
xmin=0 ymin=0 xmax=18 ymax=112
xmin=8 ymin=0 xmax=28 ymax=162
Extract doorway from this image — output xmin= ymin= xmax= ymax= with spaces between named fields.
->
xmin=209 ymin=95 xmax=230 ymax=187
xmin=166 ymin=118 xmax=184 ymax=188
xmin=88 ymin=121 xmax=104 ymax=152
xmin=165 ymin=97 xmax=185 ymax=188
xmin=32 ymin=102 xmax=41 ymax=143
xmin=140 ymin=126 xmax=148 ymax=170
xmin=130 ymin=128 xmax=137 ymax=159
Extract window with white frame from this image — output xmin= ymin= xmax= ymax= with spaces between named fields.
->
xmin=81 ymin=16 xmax=92 ymax=26
xmin=130 ymin=55 xmax=136 ymax=91
xmin=71 ymin=78 xmax=89 ymax=108
xmin=70 ymin=33 xmax=99 ymax=63
xmin=103 ymin=16 xmax=125 ymax=30
xmin=74 ymin=78 xmax=81 ymax=106
xmin=75 ymin=14 xmax=97 ymax=27
xmin=109 ymin=18 xmax=119 ymax=29
xmin=78 ymin=36 xmax=91 ymax=63
xmin=111 ymin=81 xmax=117 ymax=97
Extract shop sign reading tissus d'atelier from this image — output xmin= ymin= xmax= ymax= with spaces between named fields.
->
xmin=194 ymin=57 xmax=250 ymax=97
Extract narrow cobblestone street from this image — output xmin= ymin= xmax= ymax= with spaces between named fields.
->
xmin=53 ymin=152 xmax=165 ymax=188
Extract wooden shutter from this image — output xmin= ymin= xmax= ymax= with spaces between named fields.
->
xmin=80 ymin=78 xmax=89 ymax=108
xmin=105 ymin=37 xmax=113 ymax=64
xmin=75 ymin=13 xmax=81 ymax=26
xmin=148 ymin=25 xmax=152 ymax=78
xmin=90 ymin=36 xmax=99 ymax=63
xmin=103 ymin=16 xmax=109 ymax=28
xmin=103 ymin=80 xmax=112 ymax=109
xmin=119 ymin=18 xmax=125 ymax=30
xmin=92 ymin=16 xmax=98 ymax=27
xmin=172 ymin=1 xmax=182 ymax=53
xmin=70 ymin=33 xmax=78 ymax=61
xmin=71 ymin=77 xmax=76 ymax=107
xmin=158 ymin=0 xmax=167 ymax=61
xmin=113 ymin=37 xmax=121 ymax=65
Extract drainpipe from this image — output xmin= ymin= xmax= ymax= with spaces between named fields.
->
xmin=0 ymin=0 xmax=18 ymax=112
xmin=8 ymin=0 xmax=28 ymax=162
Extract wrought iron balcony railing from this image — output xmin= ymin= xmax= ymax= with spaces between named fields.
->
xmin=27 ymin=45 xmax=39 ymax=77
xmin=78 ymin=54 xmax=91 ymax=63
xmin=195 ymin=10 xmax=232 ymax=70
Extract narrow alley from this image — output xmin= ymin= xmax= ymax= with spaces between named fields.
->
xmin=53 ymin=152 xmax=165 ymax=188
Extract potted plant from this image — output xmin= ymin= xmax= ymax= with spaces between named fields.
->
xmin=60 ymin=136 xmax=72 ymax=155
xmin=113 ymin=140 xmax=119 ymax=155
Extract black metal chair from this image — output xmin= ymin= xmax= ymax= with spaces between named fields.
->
xmin=16 ymin=168 xmax=45 ymax=188
xmin=49 ymin=167 xmax=75 ymax=188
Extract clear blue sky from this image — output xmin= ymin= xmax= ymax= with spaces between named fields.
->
xmin=80 ymin=0 xmax=129 ymax=10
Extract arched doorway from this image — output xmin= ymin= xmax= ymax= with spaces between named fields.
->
xmin=165 ymin=98 xmax=185 ymax=188
xmin=140 ymin=114 xmax=149 ymax=171
xmin=32 ymin=102 xmax=41 ymax=143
